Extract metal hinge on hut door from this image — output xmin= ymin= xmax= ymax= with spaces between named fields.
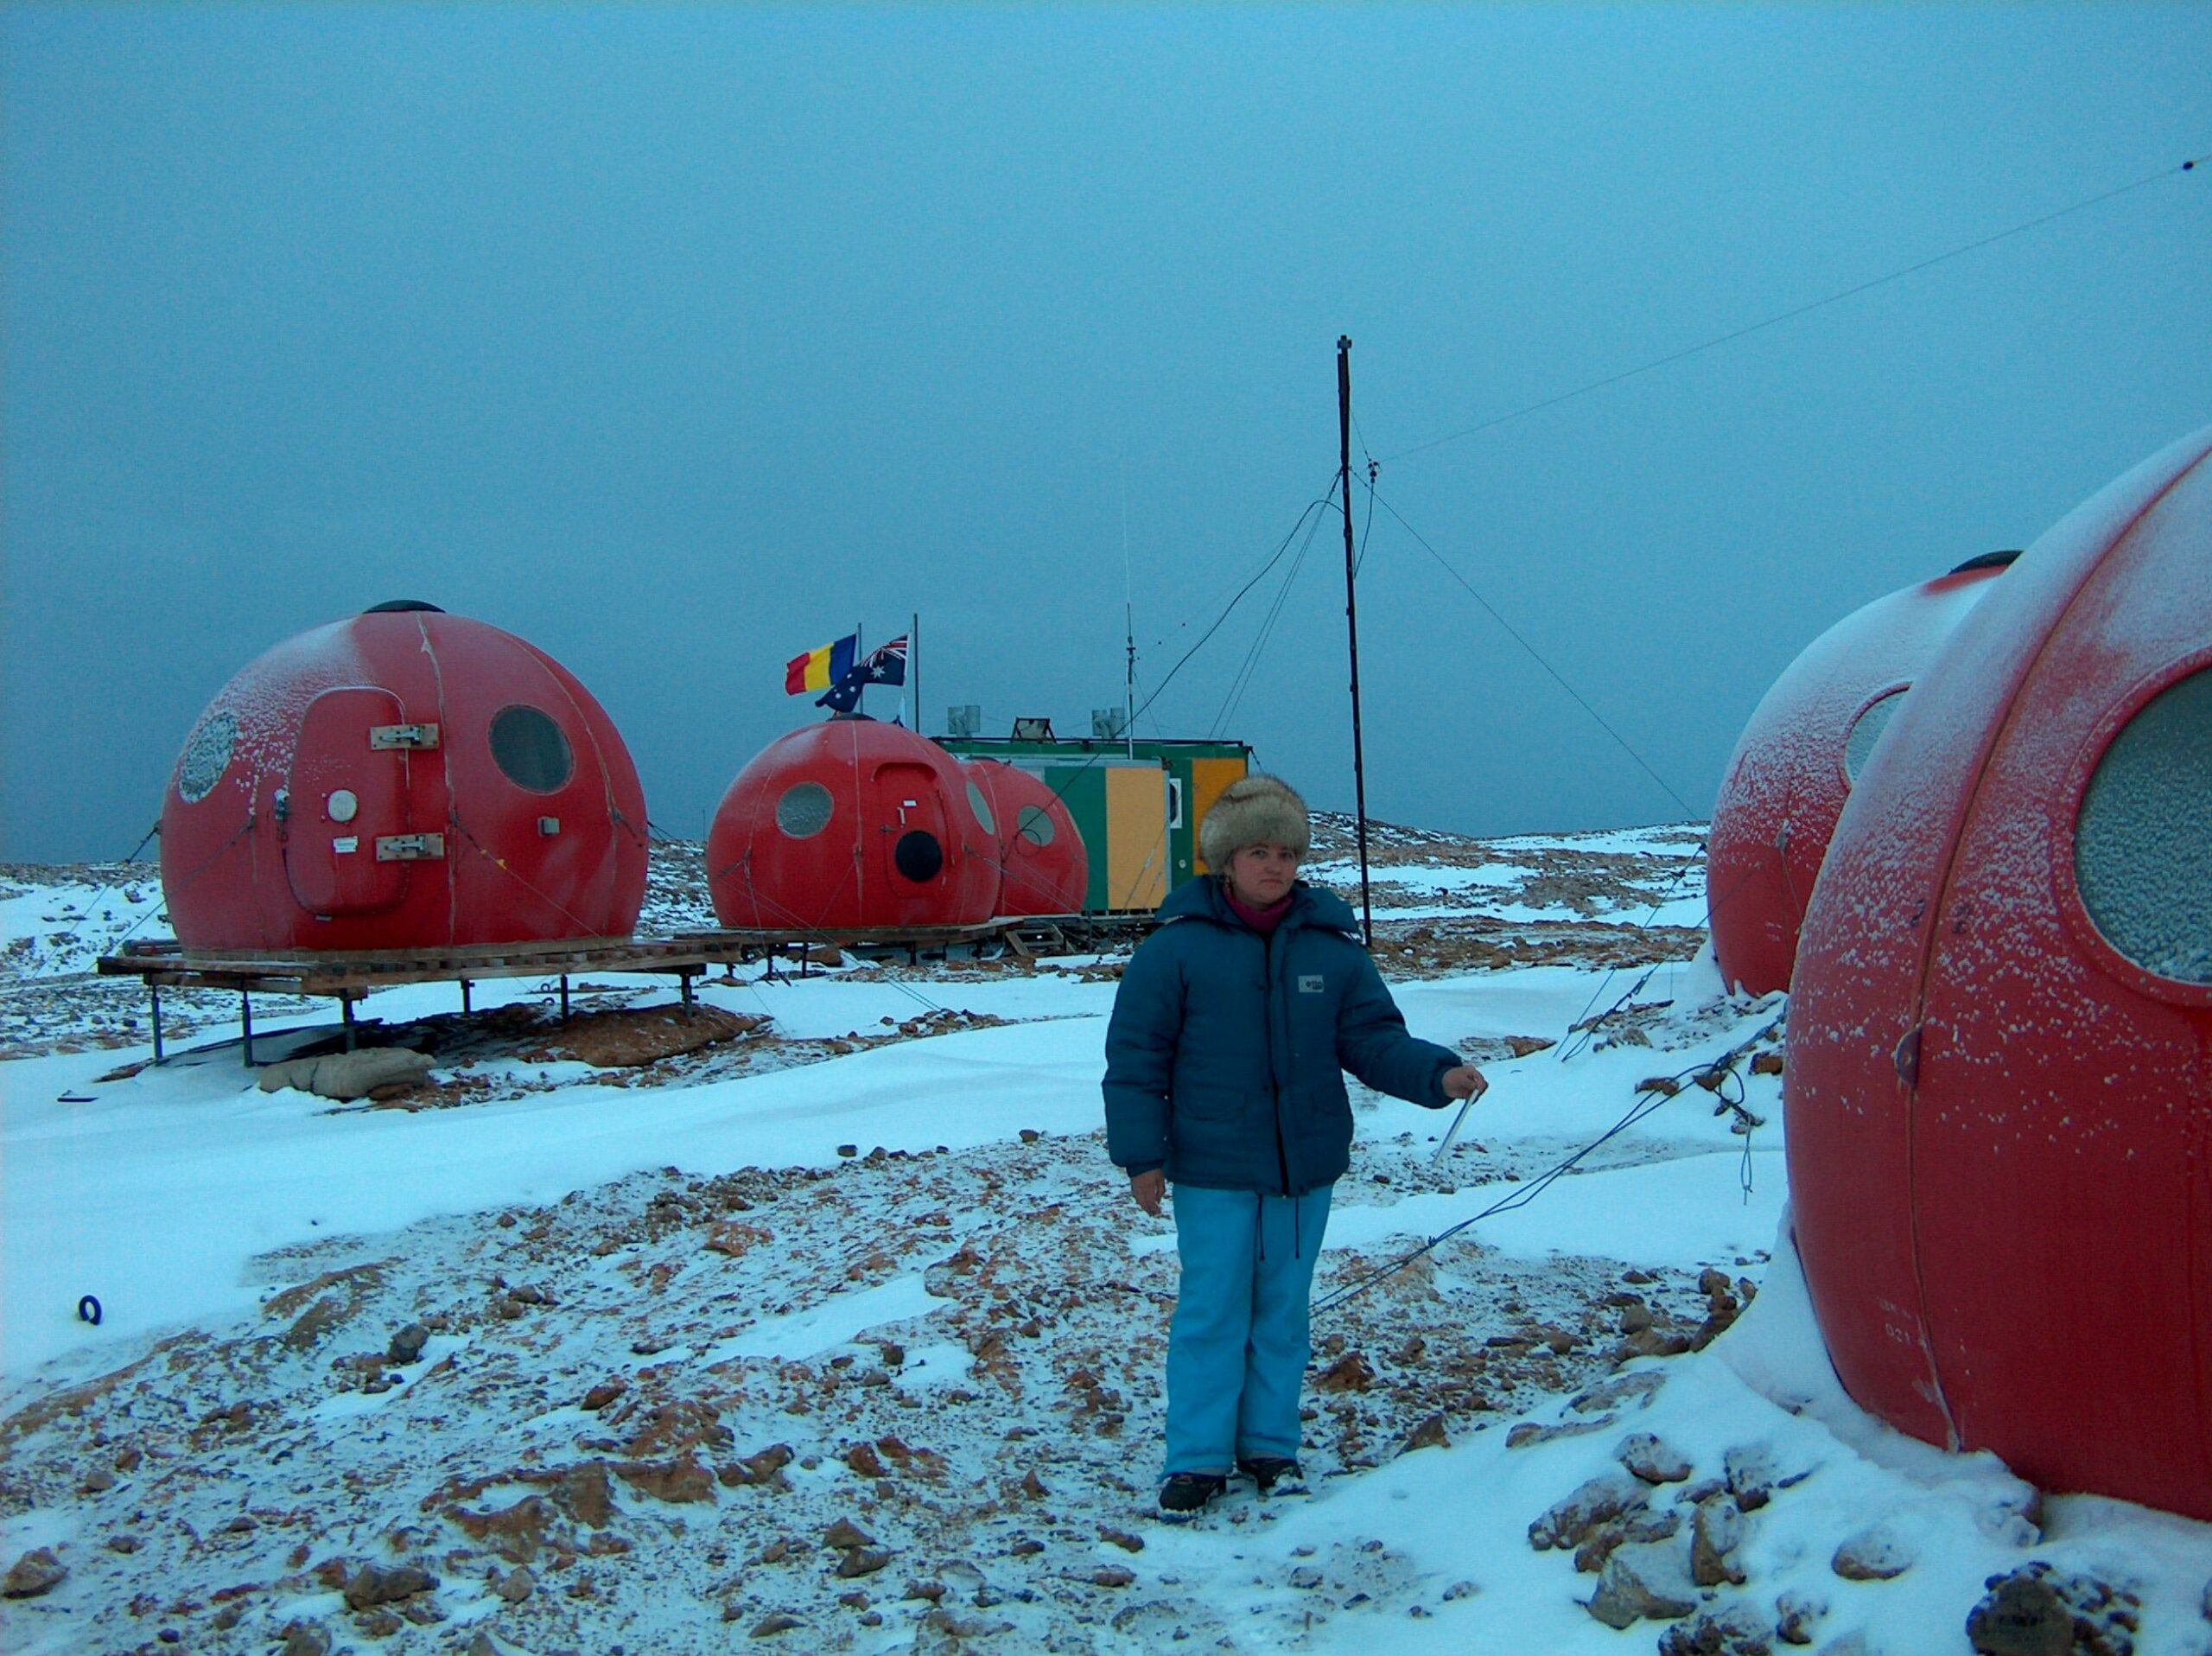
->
xmin=369 ymin=723 xmax=442 ymax=750
xmin=375 ymin=833 xmax=447 ymax=862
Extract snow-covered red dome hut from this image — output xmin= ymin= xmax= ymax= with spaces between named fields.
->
xmin=709 ymin=719 xmax=999 ymax=932
xmin=1784 ymin=425 xmax=2212 ymax=1521
xmin=961 ymin=760 xmax=1089 ymax=916
xmin=161 ymin=602 xmax=648 ymax=952
xmin=1707 ymin=553 xmax=2014 ymax=994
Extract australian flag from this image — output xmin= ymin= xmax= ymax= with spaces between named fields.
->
xmin=818 ymin=634 xmax=909 ymax=713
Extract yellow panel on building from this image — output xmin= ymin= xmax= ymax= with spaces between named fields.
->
xmin=1185 ymin=755 xmax=1251 ymax=874
xmin=1104 ymin=766 xmax=1169 ymax=909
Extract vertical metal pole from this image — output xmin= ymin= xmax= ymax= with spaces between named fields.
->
xmin=911 ymin=611 xmax=920 ymax=734
xmin=680 ymin=971 xmax=696 ymax=1008
xmin=461 ymin=978 xmax=473 ymax=1015
xmin=240 ymin=990 xmax=255 ymax=1067
xmin=1338 ymin=335 xmax=1375 ymax=948
xmin=341 ymin=996 xmax=357 ymax=1053
xmin=149 ymin=982 xmax=165 ymax=1065
xmin=560 ymin=974 xmax=571 ymax=1022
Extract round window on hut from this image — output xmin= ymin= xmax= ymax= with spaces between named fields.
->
xmin=489 ymin=705 xmax=575 ymax=793
xmin=1843 ymin=688 xmax=1907 ymax=783
xmin=966 ymin=780 xmax=996 ymax=836
xmin=1016 ymin=804 xmax=1056 ymax=847
xmin=177 ymin=711 xmax=238 ymax=804
xmin=775 ymin=781 xmax=834 ymax=839
xmin=2075 ymin=665 xmax=2212 ymax=985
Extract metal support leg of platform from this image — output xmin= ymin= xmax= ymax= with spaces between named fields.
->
xmin=461 ymin=978 xmax=474 ymax=1015
xmin=341 ymin=996 xmax=358 ymax=1052
xmin=679 ymin=971 xmax=696 ymax=1008
xmin=560 ymin=975 xmax=571 ymax=1022
xmin=240 ymin=990 xmax=255 ymax=1067
xmin=149 ymin=982 xmax=165 ymax=1065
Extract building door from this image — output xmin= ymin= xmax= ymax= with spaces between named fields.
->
xmin=284 ymin=688 xmax=416 ymax=917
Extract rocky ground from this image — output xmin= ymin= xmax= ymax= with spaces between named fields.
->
xmin=0 ymin=1086 xmax=1759 ymax=1655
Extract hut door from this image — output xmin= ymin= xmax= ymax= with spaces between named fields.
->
xmin=874 ymin=762 xmax=950 ymax=891
xmin=285 ymin=688 xmax=416 ymax=917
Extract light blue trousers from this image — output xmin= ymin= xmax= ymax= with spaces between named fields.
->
xmin=1164 ymin=1182 xmax=1333 ymax=1477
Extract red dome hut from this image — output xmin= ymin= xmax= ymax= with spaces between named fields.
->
xmin=1784 ymin=425 xmax=2212 ymax=1520
xmin=709 ymin=719 xmax=1000 ymax=933
xmin=161 ymin=602 xmax=648 ymax=952
xmin=961 ymin=759 xmax=1089 ymax=917
xmin=1707 ymin=553 xmax=2014 ymax=994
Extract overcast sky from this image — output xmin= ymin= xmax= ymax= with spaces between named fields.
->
xmin=6 ymin=4 xmax=2209 ymax=863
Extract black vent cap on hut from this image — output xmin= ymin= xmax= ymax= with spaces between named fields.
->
xmin=1949 ymin=551 xmax=2023 ymax=575
xmin=363 ymin=599 xmax=447 ymax=614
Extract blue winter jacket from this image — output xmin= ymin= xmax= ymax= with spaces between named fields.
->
xmin=1103 ymin=877 xmax=1460 ymax=1195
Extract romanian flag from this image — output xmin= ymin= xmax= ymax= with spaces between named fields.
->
xmin=785 ymin=633 xmax=858 ymax=696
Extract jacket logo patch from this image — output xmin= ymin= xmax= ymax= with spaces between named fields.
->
xmin=1298 ymin=975 xmax=1325 ymax=994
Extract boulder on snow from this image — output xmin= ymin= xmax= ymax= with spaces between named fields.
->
xmin=1658 ymin=1602 xmax=1775 ymax=1655
xmin=1529 ymin=1471 xmax=1649 ymax=1551
xmin=1692 ymin=1496 xmax=1749 ymax=1587
xmin=257 ymin=1047 xmax=434 ymax=1100
xmin=1830 ymin=1525 xmax=1912 ymax=1582
xmin=2 ymin=1547 xmax=67 ymax=1597
xmin=1585 ymin=1538 xmax=1699 ymax=1628
xmin=1618 ymin=1430 xmax=1693 ymax=1484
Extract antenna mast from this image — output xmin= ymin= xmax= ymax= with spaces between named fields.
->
xmin=1121 ymin=456 xmax=1136 ymax=757
xmin=1338 ymin=335 xmax=1374 ymax=947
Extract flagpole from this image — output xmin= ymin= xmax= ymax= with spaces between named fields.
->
xmin=853 ymin=621 xmax=863 ymax=718
xmin=912 ymin=611 xmax=921 ymax=735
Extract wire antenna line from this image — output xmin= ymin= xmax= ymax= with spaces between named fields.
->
xmin=1380 ymin=147 xmax=2210 ymax=465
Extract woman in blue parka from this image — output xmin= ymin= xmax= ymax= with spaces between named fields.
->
xmin=1103 ymin=774 xmax=1487 ymax=1519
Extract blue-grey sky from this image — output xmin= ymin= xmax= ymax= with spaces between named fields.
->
xmin=6 ymin=4 xmax=2209 ymax=862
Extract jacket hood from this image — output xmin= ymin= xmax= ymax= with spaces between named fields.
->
xmin=1156 ymin=876 xmax=1361 ymax=936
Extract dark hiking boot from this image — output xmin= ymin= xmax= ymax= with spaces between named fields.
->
xmin=1237 ymin=1456 xmax=1308 ymax=1496
xmin=1155 ymin=1472 xmax=1227 ymax=1519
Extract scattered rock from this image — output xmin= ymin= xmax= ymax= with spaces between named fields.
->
xmin=276 ymin=1624 xmax=333 ymax=1656
xmin=1751 ymin=1051 xmax=1784 ymax=1076
xmin=582 ymin=1379 xmax=626 ymax=1411
xmin=1099 ymin=1526 xmax=1143 ymax=1553
xmin=494 ymin=1566 xmax=535 ymax=1604
xmin=836 ymin=1548 xmax=893 ymax=1579
xmin=1573 ymin=1507 xmax=1681 ymax=1573
xmin=1313 ymin=1352 xmax=1375 ymax=1392
xmin=750 ymin=1611 xmax=804 ymax=1637
xmin=1831 ymin=1525 xmax=1912 ymax=1583
xmin=1571 ymin=1370 xmax=1666 ymax=1414
xmin=1775 ymin=1589 xmax=1827 ymax=1645
xmin=1586 ymin=1538 xmax=1699 ymax=1628
xmin=386 ymin=1322 xmax=430 ymax=1364
xmin=3 ymin=1547 xmax=67 ymax=1597
xmin=721 ymin=1443 xmax=795 ymax=1488
xmin=1402 ymin=1413 xmax=1450 ymax=1453
xmin=1692 ymin=1498 xmax=1749 ymax=1588
xmin=1508 ymin=1415 xmax=1614 ymax=1449
xmin=1725 ymin=1443 xmax=1777 ymax=1511
xmin=1530 ymin=1472 xmax=1649 ymax=1551
xmin=79 ymin=1465 xmax=118 ymax=1494
xmin=448 ymin=1495 xmax=555 ymax=1564
xmin=1290 ymin=1565 xmax=1325 ymax=1589
xmin=344 ymin=1560 xmax=438 ymax=1609
xmin=1966 ymin=1563 xmax=2141 ymax=1656
xmin=1618 ymin=1431 xmax=1692 ymax=1484
xmin=845 ymin=1442 xmax=887 ymax=1478
xmin=1091 ymin=1565 xmax=1136 ymax=1588
xmin=614 ymin=1453 xmax=714 ymax=1503
xmin=560 ymin=1460 xmax=616 ymax=1527
xmin=823 ymin=1518 xmax=875 ymax=1551
xmin=1658 ymin=1602 xmax=1775 ymax=1655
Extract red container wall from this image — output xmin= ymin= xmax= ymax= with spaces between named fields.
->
xmin=1784 ymin=427 xmax=2212 ymax=1519
xmin=1707 ymin=564 xmax=2005 ymax=994
xmin=708 ymin=721 xmax=1000 ymax=932
xmin=161 ymin=610 xmax=646 ymax=951
xmin=963 ymin=760 xmax=1089 ymax=916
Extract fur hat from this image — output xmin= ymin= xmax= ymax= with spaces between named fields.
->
xmin=1199 ymin=774 xmax=1312 ymax=869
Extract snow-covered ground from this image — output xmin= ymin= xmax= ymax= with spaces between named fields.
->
xmin=1 ymin=829 xmax=2204 ymax=1654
